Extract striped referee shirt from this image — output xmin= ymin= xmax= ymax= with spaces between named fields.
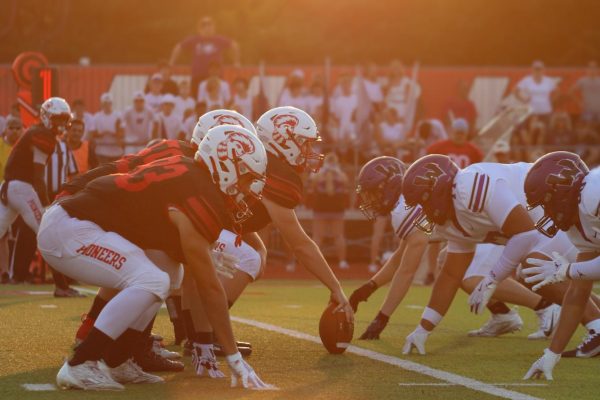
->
xmin=45 ymin=139 xmax=78 ymax=200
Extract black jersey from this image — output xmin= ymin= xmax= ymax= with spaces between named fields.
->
xmin=63 ymin=139 xmax=196 ymax=195
xmin=231 ymin=152 xmax=304 ymax=233
xmin=60 ymin=156 xmax=228 ymax=263
xmin=4 ymin=124 xmax=56 ymax=184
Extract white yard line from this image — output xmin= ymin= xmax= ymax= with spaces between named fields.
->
xmin=398 ymin=383 xmax=548 ymax=387
xmin=231 ymin=316 xmax=543 ymax=400
xmin=22 ymin=383 xmax=56 ymax=391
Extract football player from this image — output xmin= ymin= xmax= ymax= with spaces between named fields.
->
xmin=520 ymin=152 xmax=600 ymax=380
xmin=183 ymin=106 xmax=354 ymax=377
xmin=40 ymin=126 xmax=271 ymax=390
xmin=351 ymin=156 xmax=558 ymax=340
xmin=66 ymin=110 xmax=257 ymax=371
xmin=0 ymin=97 xmax=70 ymax=273
xmin=400 ymin=155 xmax=600 ymax=355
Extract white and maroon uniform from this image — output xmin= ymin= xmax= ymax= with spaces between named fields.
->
xmin=437 ymin=162 xmax=575 ymax=275
xmin=566 ymin=168 xmax=600 ymax=253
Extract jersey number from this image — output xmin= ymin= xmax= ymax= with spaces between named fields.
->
xmin=114 ymin=157 xmax=187 ymax=192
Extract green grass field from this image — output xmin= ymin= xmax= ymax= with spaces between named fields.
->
xmin=0 ymin=280 xmax=597 ymax=400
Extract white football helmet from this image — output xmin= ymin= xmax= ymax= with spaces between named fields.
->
xmin=256 ymin=106 xmax=324 ymax=172
xmin=40 ymin=97 xmax=71 ymax=133
xmin=191 ymin=109 xmax=256 ymax=146
xmin=196 ymin=125 xmax=267 ymax=223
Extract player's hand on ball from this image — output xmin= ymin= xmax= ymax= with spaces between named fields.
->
xmin=523 ymin=252 xmax=570 ymax=291
xmin=523 ymin=349 xmax=561 ymax=380
xmin=226 ymin=352 xmax=274 ymax=390
xmin=211 ymin=250 xmax=239 ymax=279
xmin=192 ymin=343 xmax=225 ymax=378
xmin=402 ymin=325 xmax=430 ymax=355
xmin=468 ymin=274 xmax=498 ymax=315
xmin=331 ymin=289 xmax=354 ymax=323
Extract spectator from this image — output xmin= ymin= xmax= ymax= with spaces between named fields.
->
xmin=305 ymin=81 xmax=325 ymax=120
xmin=491 ymin=140 xmax=512 ymax=164
xmin=407 ymin=119 xmax=448 ymax=160
xmin=66 ymin=118 xmax=98 ymax=174
xmin=169 ymin=16 xmax=240 ymax=98
xmin=0 ymin=115 xmax=5 ymax=137
xmin=355 ymin=63 xmax=384 ymax=112
xmin=174 ymin=80 xmax=196 ymax=121
xmin=71 ymin=99 xmax=95 ymax=138
xmin=514 ymin=60 xmax=558 ymax=119
xmin=307 ymin=153 xmax=349 ymax=270
xmin=197 ymin=62 xmax=231 ymax=105
xmin=231 ymin=77 xmax=253 ymax=120
xmin=200 ymin=77 xmax=228 ymax=111
xmin=427 ymin=118 xmax=483 ymax=168
xmin=183 ymin=102 xmax=205 ymax=138
xmin=330 ymin=74 xmax=358 ymax=145
xmin=544 ymin=112 xmax=575 ymax=147
xmin=145 ymin=73 xmax=164 ymax=113
xmin=0 ymin=117 xmax=23 ymax=181
xmin=384 ymin=60 xmax=421 ymax=120
xmin=570 ymin=61 xmax=600 ymax=125
xmin=91 ymin=92 xmax=124 ymax=164
xmin=574 ymin=119 xmax=600 ymax=165
xmin=278 ymin=69 xmax=308 ymax=110
xmin=374 ymin=108 xmax=406 ymax=156
xmin=443 ymin=80 xmax=477 ymax=131
xmin=158 ymin=61 xmax=179 ymax=95
xmin=512 ymin=115 xmax=546 ymax=162
xmin=122 ymin=91 xmax=157 ymax=154
xmin=157 ymin=94 xmax=186 ymax=140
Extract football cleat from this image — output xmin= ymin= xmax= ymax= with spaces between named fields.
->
xmin=151 ymin=339 xmax=181 ymax=360
xmin=134 ymin=346 xmax=184 ymax=372
xmin=527 ymin=304 xmax=561 ymax=340
xmin=99 ymin=359 xmax=164 ymax=384
xmin=54 ymin=287 xmax=86 ymax=298
xmin=56 ymin=360 xmax=124 ymax=391
xmin=562 ymin=330 xmax=600 ymax=358
xmin=467 ymin=309 xmax=523 ymax=337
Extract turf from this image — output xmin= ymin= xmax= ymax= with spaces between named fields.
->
xmin=0 ymin=280 xmax=597 ymax=400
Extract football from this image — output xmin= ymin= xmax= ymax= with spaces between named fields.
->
xmin=319 ymin=302 xmax=354 ymax=354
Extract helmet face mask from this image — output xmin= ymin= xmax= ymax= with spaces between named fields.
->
xmin=524 ymin=151 xmax=589 ymax=237
xmin=356 ymin=187 xmax=384 ymax=220
xmin=356 ymin=156 xmax=405 ymax=221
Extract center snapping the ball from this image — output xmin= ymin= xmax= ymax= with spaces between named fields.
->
xmin=319 ymin=302 xmax=354 ymax=354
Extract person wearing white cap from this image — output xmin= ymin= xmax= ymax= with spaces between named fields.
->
xmin=122 ymin=91 xmax=157 ymax=153
xmin=426 ymin=118 xmax=483 ymax=168
xmin=514 ymin=60 xmax=558 ymax=117
xmin=90 ymin=93 xmax=123 ymax=164
xmin=156 ymin=94 xmax=186 ymax=140
xmin=491 ymin=140 xmax=512 ymax=163
xmin=145 ymin=73 xmax=164 ymax=113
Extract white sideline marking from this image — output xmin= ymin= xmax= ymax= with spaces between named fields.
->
xmin=40 ymin=304 xmax=57 ymax=309
xmin=231 ymin=316 xmax=542 ymax=400
xmin=405 ymin=305 xmax=425 ymax=310
xmin=24 ymin=291 xmax=53 ymax=295
xmin=398 ymin=383 xmax=548 ymax=387
xmin=283 ymin=304 xmax=302 ymax=309
xmin=22 ymin=383 xmax=56 ymax=391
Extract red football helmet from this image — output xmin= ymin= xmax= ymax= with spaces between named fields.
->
xmin=402 ymin=154 xmax=459 ymax=233
xmin=524 ymin=151 xmax=589 ymax=237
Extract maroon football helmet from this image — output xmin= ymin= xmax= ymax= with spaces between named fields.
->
xmin=524 ymin=151 xmax=589 ymax=237
xmin=402 ymin=154 xmax=459 ymax=233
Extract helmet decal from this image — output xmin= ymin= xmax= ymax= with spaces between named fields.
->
xmin=212 ymin=113 xmax=246 ymax=129
xmin=216 ymin=131 xmax=256 ymax=161
xmin=413 ymin=163 xmax=446 ymax=187
xmin=546 ymin=159 xmax=585 ymax=187
xmin=271 ymin=114 xmax=299 ymax=144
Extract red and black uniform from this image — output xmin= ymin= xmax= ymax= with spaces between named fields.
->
xmin=62 ymin=139 xmax=196 ymax=196
xmin=3 ymin=124 xmax=56 ymax=205
xmin=60 ymin=156 xmax=227 ymax=262
xmin=231 ymin=152 xmax=304 ymax=233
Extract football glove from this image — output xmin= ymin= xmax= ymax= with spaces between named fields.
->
xmin=359 ymin=312 xmax=389 ymax=340
xmin=523 ymin=348 xmax=561 ymax=380
xmin=524 ymin=252 xmax=570 ymax=291
xmin=192 ymin=343 xmax=225 ymax=378
xmin=402 ymin=325 xmax=430 ymax=355
xmin=211 ymin=250 xmax=239 ymax=279
xmin=226 ymin=352 xmax=275 ymax=390
xmin=468 ymin=274 xmax=498 ymax=315
xmin=349 ymin=280 xmax=378 ymax=312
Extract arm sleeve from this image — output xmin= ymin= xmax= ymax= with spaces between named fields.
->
xmin=569 ymin=256 xmax=600 ymax=281
xmin=490 ymin=229 xmax=540 ymax=281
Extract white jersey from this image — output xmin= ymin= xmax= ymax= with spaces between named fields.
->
xmin=567 ymin=167 xmax=600 ymax=252
xmin=437 ymin=162 xmax=542 ymax=252
xmin=390 ymin=195 xmax=423 ymax=240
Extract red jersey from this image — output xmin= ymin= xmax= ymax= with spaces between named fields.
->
xmin=426 ymin=140 xmax=483 ymax=168
xmin=60 ymin=156 xmax=228 ymax=263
